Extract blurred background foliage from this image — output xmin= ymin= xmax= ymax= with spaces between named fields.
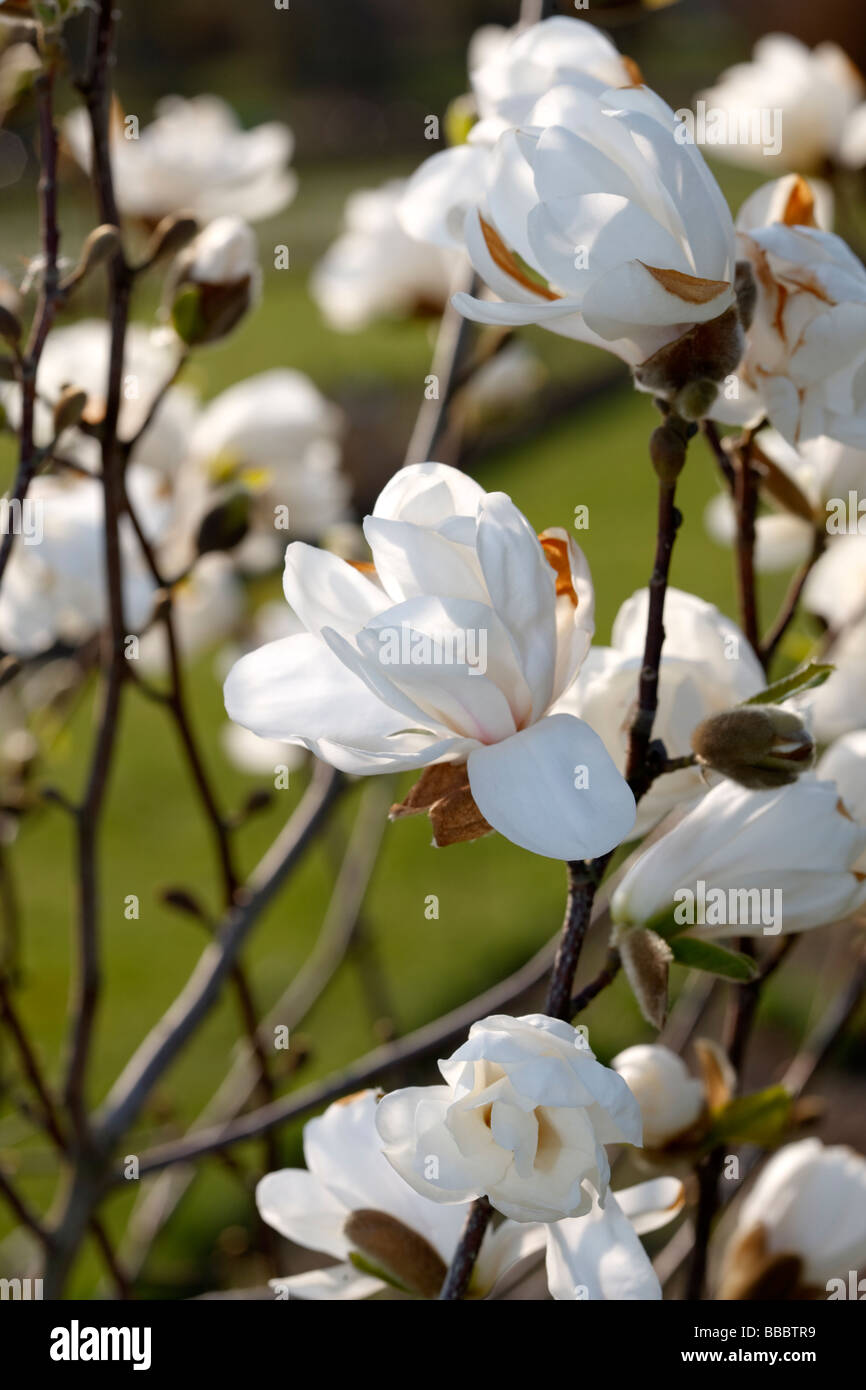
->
xmin=0 ymin=0 xmax=863 ymax=1297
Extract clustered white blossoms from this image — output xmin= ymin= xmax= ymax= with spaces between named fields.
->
xmin=6 ymin=6 xmax=866 ymax=1305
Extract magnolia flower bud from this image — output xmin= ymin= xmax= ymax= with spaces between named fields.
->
xmin=691 ymin=705 xmax=814 ymax=790
xmin=171 ymin=216 xmax=260 ymax=346
xmin=612 ymin=1044 xmax=706 ymax=1149
xmin=51 ymin=385 xmax=88 ymax=436
xmin=633 ymin=306 xmax=745 ymax=413
xmin=195 ymin=488 xmax=251 ymax=556
xmin=343 ymin=1208 xmax=447 ymax=1299
xmin=614 ymin=924 xmax=672 ymax=1030
xmin=649 ymin=415 xmax=692 ymax=483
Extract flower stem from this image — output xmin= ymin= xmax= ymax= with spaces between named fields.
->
xmin=438 ymin=1197 xmax=492 ymax=1300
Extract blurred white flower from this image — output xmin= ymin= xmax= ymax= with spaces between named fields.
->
xmin=817 ymin=730 xmax=866 ymax=862
xmin=310 ymin=180 xmax=462 ymax=332
xmin=718 ymin=1138 xmax=866 ymax=1298
xmin=461 ymin=341 xmax=547 ymax=428
xmin=375 ymin=1013 xmax=642 ymax=1223
xmin=704 ymin=429 xmax=866 ymax=573
xmin=224 ymin=461 xmax=636 ymax=860
xmin=611 ymin=776 xmax=866 ymax=940
xmin=612 ymin=1044 xmax=705 ymax=1149
xmin=137 ymin=554 xmax=244 ymax=674
xmin=0 ymin=467 xmax=165 ymax=656
xmin=177 ymin=369 xmax=349 ymax=569
xmin=804 ymin=533 xmax=866 ymax=629
xmin=796 ymin=622 xmax=866 ymax=744
xmin=556 ymin=587 xmax=765 ymax=834
xmin=400 ymin=16 xmax=637 ymax=250
xmin=0 ymin=319 xmax=196 ymax=476
xmin=256 ymin=1090 xmax=544 ymax=1300
xmin=730 ymin=182 xmax=866 ymax=447
xmin=63 ymin=94 xmax=296 ymax=222
xmin=182 ymin=215 xmax=258 ymax=286
xmin=697 ymin=35 xmax=865 ymax=175
xmin=451 ymin=82 xmax=740 ymax=404
xmin=169 ymin=217 xmax=261 ymax=347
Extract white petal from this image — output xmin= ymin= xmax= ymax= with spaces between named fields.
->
xmin=467 ymin=713 xmax=636 ymax=860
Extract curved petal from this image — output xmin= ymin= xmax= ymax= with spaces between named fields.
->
xmin=223 ymin=633 xmax=411 ymax=746
xmin=255 ymin=1169 xmax=350 ymax=1259
xmin=545 ymin=1194 xmax=662 ymax=1301
xmin=269 ymin=1264 xmax=383 ymax=1301
xmin=282 ymin=543 xmax=387 ymax=641
xmin=467 ymin=713 xmax=636 ymax=860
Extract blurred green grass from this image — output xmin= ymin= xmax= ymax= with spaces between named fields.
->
xmin=0 ymin=156 xmax=831 ymax=1296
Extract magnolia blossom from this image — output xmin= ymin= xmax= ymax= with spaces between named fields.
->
xmin=718 ymin=1139 xmax=866 ymax=1298
xmin=450 ymin=80 xmax=740 ymax=402
xmin=698 ymin=35 xmax=866 ymax=175
xmin=705 ymin=429 xmax=866 ymax=573
xmin=0 ymin=467 xmax=164 ymax=656
xmin=256 ymin=1090 xmax=544 ymax=1300
xmin=796 ymin=622 xmax=866 ymax=744
xmin=310 ymin=180 xmax=461 ymax=332
xmin=400 ymin=17 xmax=636 ymax=250
xmin=804 ymin=533 xmax=866 ymax=629
xmin=177 ymin=369 xmax=349 ymax=570
xmin=612 ymin=1045 xmax=705 ymax=1149
xmin=611 ymin=776 xmax=866 ymax=940
xmin=0 ymin=319 xmax=196 ymax=476
xmin=63 ymin=94 xmax=296 ymax=222
xmin=557 ymin=588 xmax=764 ymax=833
xmin=256 ymin=1086 xmax=680 ymax=1301
xmin=375 ymin=1013 xmax=642 ymax=1223
xmin=224 ymin=462 xmax=636 ymax=861
xmin=729 ymin=177 xmax=866 ymax=447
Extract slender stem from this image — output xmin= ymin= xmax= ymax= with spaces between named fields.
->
xmin=733 ymin=431 xmax=761 ymax=659
xmin=437 ymin=1198 xmax=492 ymax=1301
xmin=570 ymin=949 xmax=621 ymax=1016
xmin=545 ymin=860 xmax=605 ymax=1019
xmin=760 ymin=525 xmax=826 ymax=668
xmin=403 ymin=267 xmax=479 ymax=467
xmin=625 ymin=475 xmax=682 ymax=794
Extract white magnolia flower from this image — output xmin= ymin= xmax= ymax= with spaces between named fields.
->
xmin=704 ymin=428 xmax=866 ymax=573
xmin=450 ymin=80 xmax=739 ymax=393
xmin=816 ymin=731 xmax=866 ymax=870
xmin=178 ymin=369 xmax=349 ymax=568
xmin=797 ymin=622 xmax=866 ymax=744
xmin=223 ymin=462 xmax=636 ymax=860
xmin=612 ymin=776 xmax=866 ymax=939
xmin=730 ymin=181 xmax=866 ymax=447
xmin=400 ymin=17 xmax=637 ymax=250
xmin=804 ymin=533 xmax=866 ymax=629
xmin=698 ymin=35 xmax=865 ymax=175
xmin=256 ymin=1090 xmax=543 ymax=1300
xmin=375 ymin=1013 xmax=642 ymax=1223
xmin=556 ymin=588 xmax=764 ymax=833
xmin=718 ymin=1139 xmax=866 ymax=1297
xmin=0 ymin=319 xmax=196 ymax=476
xmin=0 ymin=467 xmax=165 ymax=656
xmin=545 ymin=1175 xmax=684 ymax=1301
xmin=612 ymin=1045 xmax=705 ymax=1149
xmin=310 ymin=180 xmax=462 ymax=332
xmin=63 ymin=94 xmax=296 ymax=222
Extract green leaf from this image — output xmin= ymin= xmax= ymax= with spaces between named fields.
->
xmin=669 ymin=936 xmax=759 ymax=981
xmin=704 ymin=1085 xmax=792 ymax=1147
xmin=171 ymin=286 xmax=206 ymax=346
xmin=743 ymin=662 xmax=834 ymax=707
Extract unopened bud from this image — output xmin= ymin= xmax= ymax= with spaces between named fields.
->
xmin=343 ymin=1209 xmax=447 ymax=1299
xmin=650 ymin=416 xmax=690 ymax=482
xmin=691 ymin=705 xmax=815 ymax=790
xmin=52 ymin=385 xmax=88 ymax=435
xmin=195 ymin=488 xmax=251 ymax=556
xmin=614 ymin=923 xmax=671 ymax=1031
xmin=634 ymin=305 xmax=744 ymax=413
xmin=171 ymin=217 xmax=260 ymax=346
